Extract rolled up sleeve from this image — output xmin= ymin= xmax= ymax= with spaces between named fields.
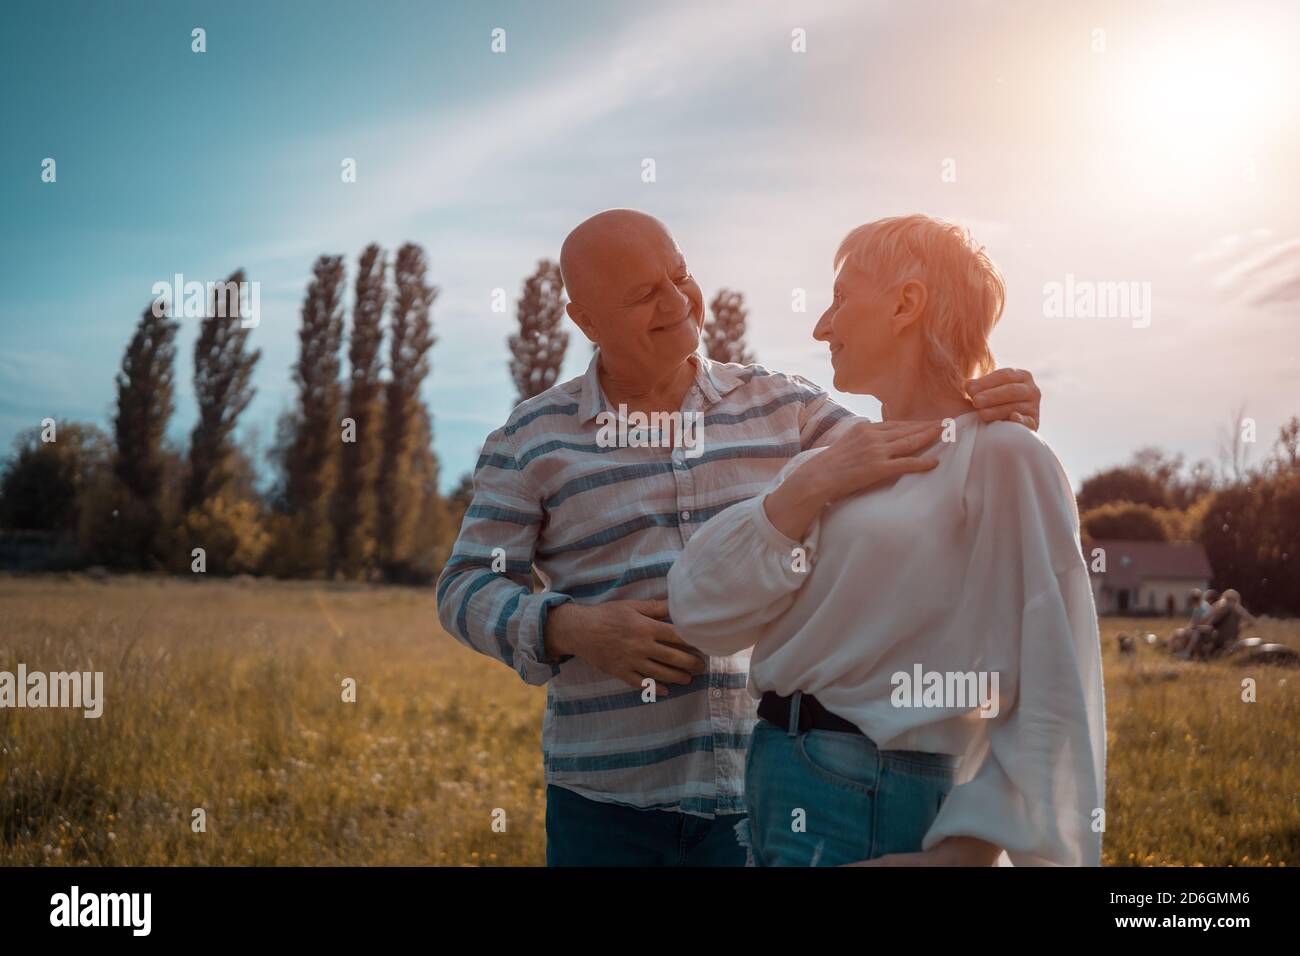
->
xmin=435 ymin=426 xmax=571 ymax=686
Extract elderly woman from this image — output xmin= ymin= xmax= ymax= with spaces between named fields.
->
xmin=667 ymin=215 xmax=1105 ymax=866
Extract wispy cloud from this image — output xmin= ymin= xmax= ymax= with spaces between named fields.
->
xmin=239 ymin=0 xmax=861 ymax=264
xmin=1207 ymin=232 xmax=1300 ymax=307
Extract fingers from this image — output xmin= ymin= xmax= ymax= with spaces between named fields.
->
xmin=865 ymin=419 xmax=941 ymax=438
xmin=884 ymin=456 xmax=939 ymax=478
xmin=969 ymin=381 xmax=1036 ymax=409
xmin=877 ymin=418 xmax=938 ymax=428
xmin=638 ymin=660 xmax=695 ymax=687
xmin=649 ymin=640 xmax=709 ymax=674
xmin=643 ymin=618 xmax=698 ymax=651
xmin=966 ymin=367 xmax=1028 ymax=394
xmin=630 ymin=599 xmax=670 ymax=619
xmin=630 ymin=676 xmax=671 ymax=698
xmin=643 ymin=622 xmax=710 ymax=670
xmin=843 ymin=420 xmax=940 ymax=453
xmin=977 ymin=399 xmax=1039 ymax=425
xmin=979 ymin=411 xmax=1039 ymax=431
xmin=886 ymin=423 xmax=943 ymax=456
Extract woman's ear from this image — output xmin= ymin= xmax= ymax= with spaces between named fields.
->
xmin=891 ymin=279 xmax=927 ymax=335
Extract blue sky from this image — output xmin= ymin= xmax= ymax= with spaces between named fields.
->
xmin=3 ymin=0 xmax=1298 ymax=491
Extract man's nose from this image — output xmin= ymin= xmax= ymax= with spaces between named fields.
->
xmin=660 ymin=280 xmax=690 ymax=312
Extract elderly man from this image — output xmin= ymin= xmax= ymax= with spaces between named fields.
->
xmin=1187 ymin=588 xmax=1257 ymax=660
xmin=435 ymin=209 xmax=1041 ymax=866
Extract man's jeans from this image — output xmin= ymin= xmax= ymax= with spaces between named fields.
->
xmin=741 ymin=705 xmax=959 ymax=866
xmin=545 ymin=785 xmax=747 ymax=866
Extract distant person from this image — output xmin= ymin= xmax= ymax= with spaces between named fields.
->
xmin=1200 ymin=589 xmax=1220 ymax=619
xmin=1187 ymin=589 xmax=1256 ymax=661
xmin=1171 ymin=588 xmax=1215 ymax=656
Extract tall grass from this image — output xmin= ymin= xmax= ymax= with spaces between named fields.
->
xmin=0 ymin=575 xmax=545 ymax=865
xmin=1 ymin=576 xmax=1295 ymax=865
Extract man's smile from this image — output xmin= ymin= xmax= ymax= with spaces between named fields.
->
xmin=651 ymin=316 xmax=691 ymax=333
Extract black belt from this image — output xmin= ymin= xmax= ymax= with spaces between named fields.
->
xmin=758 ymin=690 xmax=862 ymax=736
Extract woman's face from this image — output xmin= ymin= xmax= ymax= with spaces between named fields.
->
xmin=813 ymin=263 xmax=912 ymax=395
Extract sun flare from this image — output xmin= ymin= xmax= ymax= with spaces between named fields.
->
xmin=1112 ymin=23 xmax=1295 ymax=185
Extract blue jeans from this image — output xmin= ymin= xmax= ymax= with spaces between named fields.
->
xmin=545 ymin=785 xmax=748 ymax=867
xmin=742 ymin=706 xmax=959 ymax=866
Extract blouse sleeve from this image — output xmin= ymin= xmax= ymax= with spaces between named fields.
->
xmin=667 ymin=448 xmax=827 ymax=657
xmin=920 ymin=425 xmax=1106 ymax=866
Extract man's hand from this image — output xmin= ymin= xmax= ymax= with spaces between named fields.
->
xmin=843 ymin=836 xmax=1001 ymax=867
xmin=545 ymin=599 xmax=708 ymax=697
xmin=966 ymin=367 xmax=1041 ymax=430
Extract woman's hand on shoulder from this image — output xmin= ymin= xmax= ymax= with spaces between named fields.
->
xmin=763 ymin=421 xmax=943 ymax=542
xmin=813 ymin=419 xmax=945 ymax=502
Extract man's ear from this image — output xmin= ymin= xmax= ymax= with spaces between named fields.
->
xmin=891 ymin=279 xmax=927 ymax=335
xmin=566 ymin=301 xmax=598 ymax=345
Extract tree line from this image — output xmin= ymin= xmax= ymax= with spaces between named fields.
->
xmin=4 ymin=257 xmax=1293 ymax=613
xmin=0 ymin=252 xmax=756 ymax=584
xmin=1077 ymin=418 xmax=1300 ymax=615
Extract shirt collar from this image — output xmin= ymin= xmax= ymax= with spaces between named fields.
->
xmin=577 ymin=349 xmax=747 ymax=424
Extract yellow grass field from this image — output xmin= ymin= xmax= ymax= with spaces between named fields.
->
xmin=1 ymin=574 xmax=1296 ymax=866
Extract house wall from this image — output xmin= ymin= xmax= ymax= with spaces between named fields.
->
xmin=1092 ymin=579 xmax=1126 ymax=615
xmin=1138 ymin=577 xmax=1209 ymax=616
xmin=1090 ymin=576 xmax=1209 ymax=616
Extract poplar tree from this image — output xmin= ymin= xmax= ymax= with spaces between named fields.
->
xmin=378 ymin=242 xmax=437 ymax=576
xmin=115 ymin=304 xmax=179 ymax=511
xmin=334 ymin=244 xmax=386 ymax=578
xmin=282 ymin=255 xmax=346 ymax=572
xmin=703 ymin=288 xmax=755 ymax=366
xmin=508 ymin=259 xmax=568 ymax=403
xmin=186 ymin=270 xmax=261 ymax=511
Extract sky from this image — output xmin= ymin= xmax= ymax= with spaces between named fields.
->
xmin=2 ymin=0 xmax=1298 ymax=492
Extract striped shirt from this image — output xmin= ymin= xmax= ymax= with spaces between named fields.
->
xmin=435 ymin=349 xmax=857 ymax=818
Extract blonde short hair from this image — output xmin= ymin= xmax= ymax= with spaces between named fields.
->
xmin=834 ymin=215 xmax=1004 ymax=394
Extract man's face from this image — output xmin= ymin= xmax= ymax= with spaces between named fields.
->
xmin=575 ymin=227 xmax=705 ymax=374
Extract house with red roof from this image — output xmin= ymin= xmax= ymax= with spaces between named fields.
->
xmin=1084 ymin=539 xmax=1214 ymax=616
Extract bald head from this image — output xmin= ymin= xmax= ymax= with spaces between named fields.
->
xmin=560 ymin=209 xmax=676 ymax=306
xmin=558 ymin=208 xmax=705 ymax=379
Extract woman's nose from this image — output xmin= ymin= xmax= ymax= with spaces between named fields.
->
xmin=812 ymin=309 xmax=832 ymax=340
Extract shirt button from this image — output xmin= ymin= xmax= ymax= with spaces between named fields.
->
xmin=711 ymin=689 xmax=722 ymax=699
xmin=680 ymin=510 xmax=691 ymax=521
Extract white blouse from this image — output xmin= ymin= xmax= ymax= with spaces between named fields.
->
xmin=667 ymin=412 xmax=1106 ymax=866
